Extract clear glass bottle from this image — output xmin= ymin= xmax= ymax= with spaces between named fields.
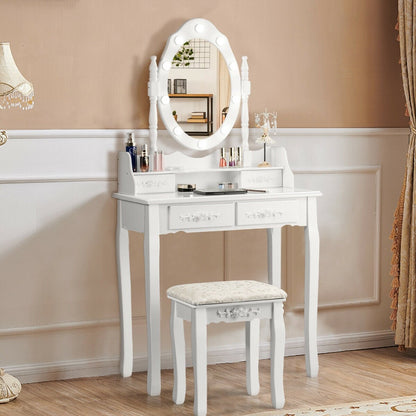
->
xmin=229 ymin=147 xmax=235 ymax=167
xmin=236 ymin=147 xmax=242 ymax=167
xmin=140 ymin=144 xmax=149 ymax=172
xmin=219 ymin=147 xmax=227 ymax=167
xmin=153 ymin=150 xmax=164 ymax=172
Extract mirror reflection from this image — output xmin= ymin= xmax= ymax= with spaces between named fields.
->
xmin=168 ymin=39 xmax=231 ymax=138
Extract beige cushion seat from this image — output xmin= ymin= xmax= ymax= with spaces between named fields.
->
xmin=167 ymin=280 xmax=287 ymax=306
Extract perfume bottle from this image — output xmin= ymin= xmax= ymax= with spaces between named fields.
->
xmin=236 ymin=147 xmax=242 ymax=167
xmin=140 ymin=144 xmax=149 ymax=172
xmin=229 ymin=147 xmax=235 ymax=167
xmin=126 ymin=132 xmax=137 ymax=172
xmin=153 ymin=150 xmax=164 ymax=171
xmin=219 ymin=147 xmax=227 ymax=167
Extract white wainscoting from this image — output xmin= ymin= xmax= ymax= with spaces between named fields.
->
xmin=0 ymin=128 xmax=408 ymax=383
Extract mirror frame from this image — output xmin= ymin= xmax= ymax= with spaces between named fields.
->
xmin=156 ymin=18 xmax=241 ymax=151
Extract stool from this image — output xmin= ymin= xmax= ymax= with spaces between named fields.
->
xmin=167 ymin=280 xmax=287 ymax=416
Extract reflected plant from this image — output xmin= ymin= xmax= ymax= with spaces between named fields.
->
xmin=172 ymin=41 xmax=195 ymax=67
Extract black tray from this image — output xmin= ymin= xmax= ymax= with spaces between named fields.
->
xmin=193 ymin=188 xmax=248 ymax=195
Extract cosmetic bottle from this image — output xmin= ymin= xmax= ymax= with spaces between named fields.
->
xmin=219 ymin=147 xmax=227 ymax=167
xmin=126 ymin=132 xmax=137 ymax=172
xmin=158 ymin=151 xmax=164 ymax=171
xmin=153 ymin=150 xmax=164 ymax=171
xmin=236 ymin=147 xmax=242 ymax=167
xmin=140 ymin=144 xmax=149 ymax=172
xmin=229 ymin=147 xmax=235 ymax=167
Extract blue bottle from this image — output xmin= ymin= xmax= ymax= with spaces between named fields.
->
xmin=126 ymin=132 xmax=137 ymax=172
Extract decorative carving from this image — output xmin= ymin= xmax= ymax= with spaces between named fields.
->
xmin=179 ymin=212 xmax=220 ymax=223
xmin=244 ymin=174 xmax=276 ymax=185
xmin=245 ymin=209 xmax=283 ymax=220
xmin=216 ymin=306 xmax=260 ymax=320
xmin=138 ymin=178 xmax=170 ymax=189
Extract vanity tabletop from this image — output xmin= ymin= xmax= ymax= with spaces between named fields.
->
xmin=112 ymin=187 xmax=322 ymax=206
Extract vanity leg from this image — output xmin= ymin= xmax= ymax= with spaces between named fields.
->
xmin=267 ymin=227 xmax=282 ymax=288
xmin=192 ymin=308 xmax=207 ymax=416
xmin=304 ymin=197 xmax=320 ymax=377
xmin=271 ymin=301 xmax=285 ymax=409
xmin=116 ymin=200 xmax=133 ymax=378
xmin=246 ymin=319 xmax=260 ymax=396
xmin=171 ymin=301 xmax=186 ymax=405
xmin=144 ymin=205 xmax=161 ymax=396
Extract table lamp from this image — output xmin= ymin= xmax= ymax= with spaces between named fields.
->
xmin=0 ymin=41 xmax=34 ymax=146
xmin=0 ymin=41 xmax=33 ymax=403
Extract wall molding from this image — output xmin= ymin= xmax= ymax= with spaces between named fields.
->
xmin=7 ymin=329 xmax=394 ymax=384
xmin=0 ymin=177 xmax=117 ymax=185
xmin=0 ymin=315 xmax=146 ymax=337
xmin=1 ymin=128 xmax=406 ymax=183
xmin=288 ymin=165 xmax=381 ymax=311
xmin=5 ymin=127 xmax=409 ymax=141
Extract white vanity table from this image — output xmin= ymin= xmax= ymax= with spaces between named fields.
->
xmin=113 ymin=18 xmax=321 ymax=396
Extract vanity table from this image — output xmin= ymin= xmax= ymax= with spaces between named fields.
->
xmin=113 ymin=18 xmax=321 ymax=396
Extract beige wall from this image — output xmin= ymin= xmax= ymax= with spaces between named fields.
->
xmin=1 ymin=0 xmax=406 ymax=129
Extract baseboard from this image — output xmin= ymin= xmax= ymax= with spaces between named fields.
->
xmin=7 ymin=329 xmax=395 ymax=384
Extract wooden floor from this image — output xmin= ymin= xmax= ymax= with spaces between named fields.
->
xmin=1 ymin=347 xmax=416 ymax=415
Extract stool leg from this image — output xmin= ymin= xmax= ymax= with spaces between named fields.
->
xmin=171 ymin=301 xmax=186 ymax=405
xmin=245 ymin=319 xmax=260 ymax=395
xmin=271 ymin=301 xmax=285 ymax=409
xmin=192 ymin=308 xmax=207 ymax=416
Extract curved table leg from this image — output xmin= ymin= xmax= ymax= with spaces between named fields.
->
xmin=304 ymin=197 xmax=320 ymax=377
xmin=116 ymin=200 xmax=133 ymax=378
xmin=144 ymin=205 xmax=161 ymax=396
xmin=267 ymin=227 xmax=282 ymax=288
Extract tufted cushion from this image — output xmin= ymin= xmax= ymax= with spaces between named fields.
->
xmin=167 ymin=280 xmax=287 ymax=306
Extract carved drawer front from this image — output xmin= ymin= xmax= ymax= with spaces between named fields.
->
xmin=239 ymin=169 xmax=283 ymax=189
xmin=237 ymin=200 xmax=301 ymax=226
xmin=169 ymin=203 xmax=234 ymax=230
xmin=133 ymin=173 xmax=175 ymax=194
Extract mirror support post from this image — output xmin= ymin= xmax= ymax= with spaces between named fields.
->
xmin=148 ymin=56 xmax=158 ymax=154
xmin=241 ymin=56 xmax=251 ymax=166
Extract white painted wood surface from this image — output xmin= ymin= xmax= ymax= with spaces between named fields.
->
xmin=246 ymin=319 xmax=260 ymax=396
xmin=171 ymin=301 xmax=186 ymax=405
xmin=115 ymin=200 xmax=133 ymax=378
xmin=304 ymin=197 xmax=320 ymax=377
xmin=271 ymin=301 xmax=285 ymax=408
xmin=113 ymin=147 xmax=320 ymax=395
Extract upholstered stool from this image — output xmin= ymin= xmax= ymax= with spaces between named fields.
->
xmin=167 ymin=280 xmax=287 ymax=416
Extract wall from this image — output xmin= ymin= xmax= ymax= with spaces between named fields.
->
xmin=1 ymin=0 xmax=406 ymax=129
xmin=0 ymin=0 xmax=410 ymax=383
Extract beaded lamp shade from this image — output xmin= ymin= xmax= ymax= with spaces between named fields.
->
xmin=0 ymin=42 xmax=34 ymax=146
xmin=0 ymin=42 xmax=33 ymax=110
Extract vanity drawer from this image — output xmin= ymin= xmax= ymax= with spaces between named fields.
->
xmin=169 ymin=204 xmax=235 ymax=230
xmin=237 ymin=200 xmax=302 ymax=226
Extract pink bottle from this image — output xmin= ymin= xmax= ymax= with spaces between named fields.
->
xmin=219 ymin=147 xmax=227 ymax=167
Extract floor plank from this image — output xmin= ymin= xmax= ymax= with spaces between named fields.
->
xmin=1 ymin=347 xmax=416 ymax=415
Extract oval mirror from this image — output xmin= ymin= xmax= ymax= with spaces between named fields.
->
xmin=168 ymin=39 xmax=231 ymax=139
xmin=157 ymin=19 xmax=241 ymax=151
